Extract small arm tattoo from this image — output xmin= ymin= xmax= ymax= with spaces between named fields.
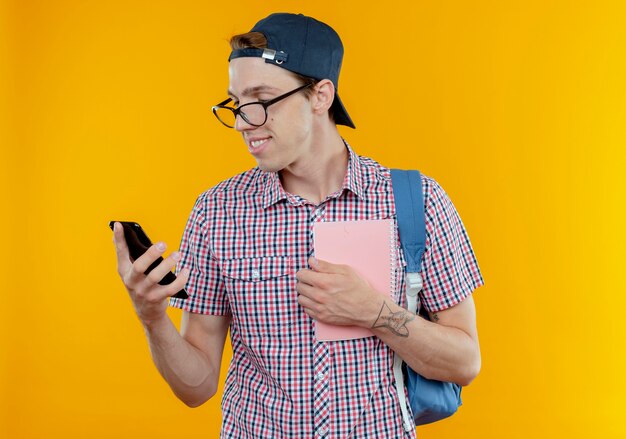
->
xmin=372 ymin=303 xmax=416 ymax=337
xmin=432 ymin=313 xmax=440 ymax=322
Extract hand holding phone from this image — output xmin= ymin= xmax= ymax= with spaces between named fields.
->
xmin=110 ymin=221 xmax=188 ymax=300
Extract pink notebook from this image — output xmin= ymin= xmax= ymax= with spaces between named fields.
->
xmin=313 ymin=219 xmax=395 ymax=341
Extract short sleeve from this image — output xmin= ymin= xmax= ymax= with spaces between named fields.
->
xmin=169 ymin=193 xmax=230 ymax=315
xmin=419 ymin=176 xmax=484 ymax=313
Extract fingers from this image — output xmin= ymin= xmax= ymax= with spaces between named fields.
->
xmin=159 ymin=266 xmax=191 ymax=298
xmin=112 ymin=222 xmax=132 ymax=276
xmin=297 ymin=293 xmax=318 ymax=318
xmin=296 ymin=278 xmax=327 ymax=308
xmin=296 ymin=267 xmax=334 ymax=291
xmin=146 ymin=250 xmax=181 ymax=285
xmin=126 ymin=241 xmax=168 ymax=285
xmin=308 ymin=256 xmax=347 ymax=274
xmin=295 ymin=268 xmax=316 ymax=287
xmin=133 ymin=261 xmax=191 ymax=302
xmin=296 ymin=283 xmax=320 ymax=316
xmin=133 ymin=267 xmax=191 ymax=307
xmin=296 ymin=277 xmax=316 ymax=298
xmin=130 ymin=244 xmax=190 ymax=298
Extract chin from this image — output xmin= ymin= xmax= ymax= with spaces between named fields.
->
xmin=256 ymin=161 xmax=282 ymax=173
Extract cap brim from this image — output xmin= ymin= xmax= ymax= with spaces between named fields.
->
xmin=332 ymin=93 xmax=355 ymax=129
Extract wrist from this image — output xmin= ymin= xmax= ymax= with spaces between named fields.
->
xmin=357 ymin=288 xmax=387 ymax=328
xmin=370 ymin=298 xmax=416 ymax=338
xmin=142 ymin=313 xmax=171 ymax=333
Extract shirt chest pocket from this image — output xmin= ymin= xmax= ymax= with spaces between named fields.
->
xmin=222 ymin=256 xmax=299 ymax=334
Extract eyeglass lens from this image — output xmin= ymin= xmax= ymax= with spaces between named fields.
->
xmin=214 ymin=103 xmax=266 ymax=128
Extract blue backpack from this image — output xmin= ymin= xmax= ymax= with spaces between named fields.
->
xmin=390 ymin=169 xmax=463 ymax=431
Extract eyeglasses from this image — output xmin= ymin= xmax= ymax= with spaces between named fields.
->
xmin=212 ymin=83 xmax=314 ymax=129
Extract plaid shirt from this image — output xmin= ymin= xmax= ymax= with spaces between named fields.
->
xmin=170 ymin=142 xmax=484 ymax=438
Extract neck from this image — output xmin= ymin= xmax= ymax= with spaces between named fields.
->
xmin=279 ymin=124 xmax=348 ymax=205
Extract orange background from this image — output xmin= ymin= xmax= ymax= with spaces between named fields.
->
xmin=2 ymin=1 xmax=625 ymax=438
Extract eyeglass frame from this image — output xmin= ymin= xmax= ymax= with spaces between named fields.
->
xmin=212 ymin=82 xmax=315 ymax=128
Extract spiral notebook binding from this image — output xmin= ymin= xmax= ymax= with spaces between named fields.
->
xmin=389 ymin=219 xmax=399 ymax=304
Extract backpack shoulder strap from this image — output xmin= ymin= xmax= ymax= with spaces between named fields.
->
xmin=390 ymin=169 xmax=426 ymax=313
xmin=390 ymin=169 xmax=427 ymax=432
xmin=390 ymin=169 xmax=425 ymax=273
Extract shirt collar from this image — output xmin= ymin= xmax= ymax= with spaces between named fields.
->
xmin=262 ymin=172 xmax=288 ymax=208
xmin=262 ymin=140 xmax=365 ymax=209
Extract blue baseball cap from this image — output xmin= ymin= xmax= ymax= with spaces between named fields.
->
xmin=229 ymin=13 xmax=355 ymax=129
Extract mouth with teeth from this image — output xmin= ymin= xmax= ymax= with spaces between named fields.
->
xmin=248 ymin=137 xmax=271 ymax=155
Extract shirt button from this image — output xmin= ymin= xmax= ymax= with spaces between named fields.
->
xmin=316 ymin=373 xmax=325 ymax=381
xmin=317 ymin=427 xmax=328 ymax=437
xmin=251 ymin=269 xmax=260 ymax=280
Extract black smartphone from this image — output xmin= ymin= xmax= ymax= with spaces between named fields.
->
xmin=109 ymin=221 xmax=188 ymax=300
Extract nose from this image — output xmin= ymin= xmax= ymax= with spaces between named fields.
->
xmin=234 ymin=113 xmax=256 ymax=132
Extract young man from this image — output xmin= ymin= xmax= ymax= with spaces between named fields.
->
xmin=112 ymin=12 xmax=483 ymax=438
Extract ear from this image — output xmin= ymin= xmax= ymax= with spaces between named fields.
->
xmin=311 ymin=79 xmax=336 ymax=115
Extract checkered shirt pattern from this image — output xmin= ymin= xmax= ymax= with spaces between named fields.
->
xmin=169 ymin=143 xmax=484 ymax=438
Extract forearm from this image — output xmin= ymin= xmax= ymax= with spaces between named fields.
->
xmin=369 ymin=298 xmax=480 ymax=386
xmin=295 ymin=258 xmax=480 ymax=385
xmin=143 ymin=316 xmax=218 ymax=407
